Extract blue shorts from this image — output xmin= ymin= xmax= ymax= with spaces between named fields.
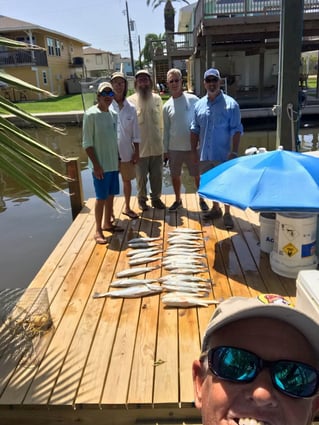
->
xmin=93 ymin=171 xmax=119 ymax=200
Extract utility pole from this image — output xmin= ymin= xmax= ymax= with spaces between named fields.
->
xmin=125 ymin=1 xmax=135 ymax=76
xmin=138 ymin=35 xmax=142 ymax=69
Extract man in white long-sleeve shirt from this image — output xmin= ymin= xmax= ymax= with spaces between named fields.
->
xmin=110 ymin=72 xmax=140 ymax=219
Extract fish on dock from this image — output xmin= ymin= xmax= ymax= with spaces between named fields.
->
xmin=161 ymin=284 xmax=210 ymax=295
xmin=116 ymin=266 xmax=160 ymax=278
xmin=163 ymin=256 xmax=206 ymax=266
xmin=159 ymin=279 xmax=210 ymax=289
xmin=167 ymin=233 xmax=204 ymax=241
xmin=93 ymin=283 xmax=163 ymax=299
xmin=161 ymin=292 xmax=220 ymax=308
xmin=164 ymin=252 xmax=206 ymax=259
xmin=110 ymin=278 xmax=158 ymax=287
xmin=158 ymin=274 xmax=211 ymax=283
xmin=167 ymin=239 xmax=203 ymax=247
xmin=129 ymin=256 xmax=162 ymax=266
xmin=128 ymin=249 xmax=163 ymax=259
xmin=128 ymin=242 xmax=161 ymax=249
xmin=126 ymin=247 xmax=160 ymax=257
xmin=166 ymin=245 xmax=202 ymax=255
xmin=163 ymin=265 xmax=208 ymax=273
xmin=170 ymin=228 xmax=204 ymax=234
xmin=128 ymin=237 xmax=162 ymax=244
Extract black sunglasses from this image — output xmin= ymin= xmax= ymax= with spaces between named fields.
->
xmin=207 ymin=346 xmax=319 ymax=398
xmin=99 ymin=90 xmax=114 ymax=97
xmin=205 ymin=77 xmax=219 ymax=83
xmin=168 ymin=78 xmax=180 ymax=84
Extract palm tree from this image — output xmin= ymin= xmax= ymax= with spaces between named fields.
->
xmin=142 ymin=33 xmax=165 ymax=66
xmin=146 ymin=0 xmax=189 ymax=33
xmin=146 ymin=0 xmax=189 ymax=69
xmin=0 ymin=36 xmax=70 ymax=207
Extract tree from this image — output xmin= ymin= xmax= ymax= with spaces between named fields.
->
xmin=0 ymin=36 xmax=70 ymax=207
xmin=142 ymin=33 xmax=165 ymax=66
xmin=146 ymin=0 xmax=189 ymax=33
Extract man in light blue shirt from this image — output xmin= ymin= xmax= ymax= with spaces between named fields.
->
xmin=190 ymin=68 xmax=243 ymax=229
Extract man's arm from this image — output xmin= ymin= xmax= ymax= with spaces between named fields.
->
xmin=190 ymin=131 xmax=200 ymax=163
xmin=85 ymin=146 xmax=104 ymax=180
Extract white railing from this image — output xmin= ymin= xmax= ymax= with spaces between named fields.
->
xmin=194 ymin=0 xmax=319 ymax=21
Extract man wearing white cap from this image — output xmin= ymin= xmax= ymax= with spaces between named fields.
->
xmin=190 ymin=68 xmax=243 ymax=229
xmin=128 ymin=70 xmax=166 ymax=211
xmin=193 ymin=294 xmax=319 ymax=425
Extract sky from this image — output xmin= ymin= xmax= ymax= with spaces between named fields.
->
xmin=0 ymin=0 xmax=186 ymax=59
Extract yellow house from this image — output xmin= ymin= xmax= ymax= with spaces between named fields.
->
xmin=0 ymin=15 xmax=90 ymax=100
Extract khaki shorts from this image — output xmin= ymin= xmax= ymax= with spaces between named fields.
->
xmin=168 ymin=150 xmax=199 ymax=177
xmin=120 ymin=161 xmax=136 ymax=181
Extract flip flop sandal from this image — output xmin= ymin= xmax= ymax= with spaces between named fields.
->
xmin=122 ymin=210 xmax=139 ymax=219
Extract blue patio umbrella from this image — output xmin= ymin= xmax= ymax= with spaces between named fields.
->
xmin=198 ymin=149 xmax=319 ymax=212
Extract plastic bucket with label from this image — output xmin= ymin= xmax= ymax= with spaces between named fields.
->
xmin=270 ymin=213 xmax=318 ymax=278
xmin=259 ymin=212 xmax=276 ymax=253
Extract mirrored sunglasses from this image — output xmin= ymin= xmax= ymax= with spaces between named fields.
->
xmin=99 ymin=90 xmax=115 ymax=97
xmin=207 ymin=346 xmax=319 ymax=398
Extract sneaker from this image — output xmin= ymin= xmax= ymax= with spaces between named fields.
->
xmin=138 ymin=200 xmax=149 ymax=211
xmin=203 ymin=207 xmax=223 ymax=220
xmin=199 ymin=198 xmax=209 ymax=211
xmin=168 ymin=200 xmax=182 ymax=212
xmin=223 ymin=212 xmax=234 ymax=229
xmin=152 ymin=199 xmax=166 ymax=209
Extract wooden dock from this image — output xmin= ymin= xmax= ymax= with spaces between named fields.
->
xmin=0 ymin=193 xmax=296 ymax=425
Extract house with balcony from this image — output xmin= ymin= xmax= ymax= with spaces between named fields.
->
xmin=151 ymin=0 xmax=319 ymax=105
xmin=83 ymin=47 xmax=133 ymax=78
xmin=0 ymin=15 xmax=90 ymax=100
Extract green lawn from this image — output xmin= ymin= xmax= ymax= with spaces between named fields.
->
xmin=18 ymin=94 xmax=84 ymax=114
xmin=16 ymin=92 xmax=170 ymax=114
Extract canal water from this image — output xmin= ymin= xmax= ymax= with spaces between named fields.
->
xmin=1 ymin=123 xmax=319 ymax=290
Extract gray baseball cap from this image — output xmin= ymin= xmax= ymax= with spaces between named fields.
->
xmin=201 ymin=294 xmax=319 ymax=360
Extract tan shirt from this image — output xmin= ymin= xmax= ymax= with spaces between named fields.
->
xmin=127 ymin=92 xmax=164 ymax=158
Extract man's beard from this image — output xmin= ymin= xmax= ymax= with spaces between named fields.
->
xmin=137 ymin=85 xmax=152 ymax=100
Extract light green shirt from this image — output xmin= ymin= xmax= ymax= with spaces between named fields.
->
xmin=82 ymin=105 xmax=118 ymax=172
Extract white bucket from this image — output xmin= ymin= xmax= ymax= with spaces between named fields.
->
xmin=270 ymin=213 xmax=318 ymax=278
xmin=259 ymin=213 xmax=276 ymax=253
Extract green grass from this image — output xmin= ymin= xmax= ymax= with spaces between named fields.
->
xmin=16 ymin=92 xmax=170 ymax=114
xmin=18 ymin=94 xmax=84 ymax=114
xmin=307 ymin=76 xmax=317 ymax=89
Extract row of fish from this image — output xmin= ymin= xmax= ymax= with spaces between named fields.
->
xmin=93 ymin=228 xmax=220 ymax=307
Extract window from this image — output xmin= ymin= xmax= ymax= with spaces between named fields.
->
xmin=46 ymin=37 xmax=61 ymax=56
xmin=16 ymin=36 xmax=36 ymax=44
xmin=55 ymin=40 xmax=61 ymax=56
xmin=47 ymin=38 xmax=55 ymax=56
xmin=42 ymin=71 xmax=47 ymax=85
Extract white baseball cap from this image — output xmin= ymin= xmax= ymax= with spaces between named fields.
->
xmin=204 ymin=68 xmax=221 ymax=80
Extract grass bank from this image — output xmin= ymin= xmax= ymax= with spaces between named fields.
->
xmin=19 ymin=94 xmax=84 ymax=114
